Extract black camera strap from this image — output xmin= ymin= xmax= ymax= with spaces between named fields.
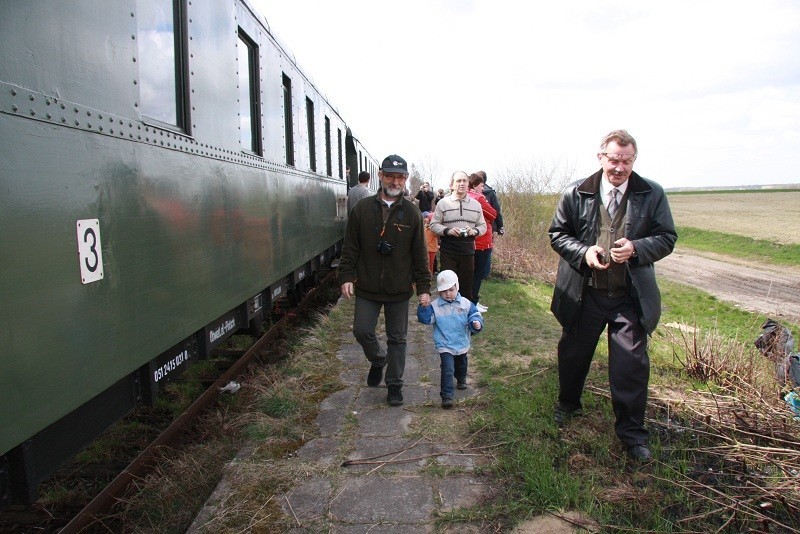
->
xmin=372 ymin=199 xmax=404 ymax=239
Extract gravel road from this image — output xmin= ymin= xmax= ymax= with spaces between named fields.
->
xmin=657 ymin=248 xmax=800 ymax=322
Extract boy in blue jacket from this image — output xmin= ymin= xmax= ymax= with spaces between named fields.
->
xmin=417 ymin=270 xmax=484 ymax=408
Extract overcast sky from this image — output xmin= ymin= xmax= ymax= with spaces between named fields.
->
xmin=253 ymin=0 xmax=800 ymax=190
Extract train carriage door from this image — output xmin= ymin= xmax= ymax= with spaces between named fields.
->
xmin=306 ymin=97 xmax=316 ymax=172
xmin=337 ymin=128 xmax=344 ymax=180
xmin=325 ymin=116 xmax=332 ymax=177
xmin=345 ymin=128 xmax=357 ymax=188
xmin=238 ymin=29 xmax=262 ymax=155
xmin=282 ymin=74 xmax=295 ymax=166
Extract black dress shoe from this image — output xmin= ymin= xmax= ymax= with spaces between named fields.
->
xmin=554 ymin=404 xmax=582 ymax=427
xmin=627 ymin=444 xmax=653 ymax=463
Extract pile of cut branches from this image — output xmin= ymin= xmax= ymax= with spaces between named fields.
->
xmin=653 ymin=326 xmax=800 ymax=531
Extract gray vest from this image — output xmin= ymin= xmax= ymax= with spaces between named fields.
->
xmin=591 ymin=190 xmax=629 ymax=295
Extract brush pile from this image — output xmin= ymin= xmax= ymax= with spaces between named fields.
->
xmin=657 ymin=320 xmax=800 ymax=531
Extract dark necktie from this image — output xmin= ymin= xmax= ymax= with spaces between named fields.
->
xmin=607 ymin=188 xmax=619 ymax=218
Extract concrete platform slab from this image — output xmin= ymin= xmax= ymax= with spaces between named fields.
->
xmin=329 ymin=476 xmax=434 ymax=523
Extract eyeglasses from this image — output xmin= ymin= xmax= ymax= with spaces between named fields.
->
xmin=383 ymin=172 xmax=407 ymax=182
xmin=601 ymin=153 xmax=636 ymax=166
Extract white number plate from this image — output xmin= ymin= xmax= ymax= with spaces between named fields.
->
xmin=77 ymin=219 xmax=104 ymax=284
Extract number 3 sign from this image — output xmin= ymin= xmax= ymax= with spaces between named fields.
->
xmin=77 ymin=219 xmax=104 ymax=284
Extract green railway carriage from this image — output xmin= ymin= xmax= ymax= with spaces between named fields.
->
xmin=0 ymin=0 xmax=377 ymax=505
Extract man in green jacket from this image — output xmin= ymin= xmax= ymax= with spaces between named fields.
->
xmin=339 ymin=154 xmax=432 ymax=406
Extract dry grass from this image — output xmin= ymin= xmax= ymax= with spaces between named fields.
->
xmin=668 ymin=191 xmax=800 ymax=245
xmin=649 ymin=326 xmax=800 ymax=530
xmin=493 ymin=235 xmax=559 ymax=285
xmin=669 ymin=325 xmax=778 ymax=394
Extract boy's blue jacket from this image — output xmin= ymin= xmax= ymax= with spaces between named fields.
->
xmin=417 ymin=293 xmax=483 ymax=355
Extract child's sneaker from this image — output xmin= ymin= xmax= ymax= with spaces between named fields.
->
xmin=441 ymin=397 xmax=454 ymax=409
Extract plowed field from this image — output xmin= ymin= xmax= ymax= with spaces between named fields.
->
xmin=661 ymin=190 xmax=800 ymax=323
xmin=667 ymin=190 xmax=800 ymax=245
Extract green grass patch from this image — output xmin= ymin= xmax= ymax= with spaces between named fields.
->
xmin=659 ymin=278 xmax=769 ymax=336
xmin=676 ymin=225 xmax=800 ymax=267
xmin=256 ymin=392 xmax=299 ymax=418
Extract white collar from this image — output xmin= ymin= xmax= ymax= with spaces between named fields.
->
xmin=601 ymin=176 xmax=629 ymax=199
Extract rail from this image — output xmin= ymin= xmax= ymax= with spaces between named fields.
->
xmin=61 ymin=270 xmax=336 ymax=533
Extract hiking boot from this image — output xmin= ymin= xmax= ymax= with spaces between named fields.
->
xmin=442 ymin=397 xmax=454 ymax=409
xmin=554 ymin=404 xmax=582 ymax=427
xmin=367 ymin=364 xmax=384 ymax=387
xmin=456 ymin=379 xmax=468 ymax=390
xmin=387 ymin=385 xmax=403 ymax=406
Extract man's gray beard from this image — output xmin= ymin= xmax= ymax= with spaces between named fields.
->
xmin=382 ymin=186 xmax=403 ymax=198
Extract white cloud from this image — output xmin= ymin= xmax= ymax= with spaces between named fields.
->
xmin=255 ymin=0 xmax=800 ymax=189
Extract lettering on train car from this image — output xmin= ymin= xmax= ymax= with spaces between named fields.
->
xmin=153 ymin=349 xmax=190 ymax=383
xmin=209 ymin=319 xmax=237 ymax=343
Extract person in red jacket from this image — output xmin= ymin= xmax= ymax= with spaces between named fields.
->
xmin=468 ymin=173 xmax=497 ymax=312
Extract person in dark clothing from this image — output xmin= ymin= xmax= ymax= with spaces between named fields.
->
xmin=339 ymin=154 xmax=432 ymax=407
xmin=548 ymin=129 xmax=677 ymax=463
xmin=415 ymin=181 xmax=435 ymax=212
xmin=475 ymin=171 xmax=504 ymax=235
xmin=347 ymin=171 xmax=371 ymax=212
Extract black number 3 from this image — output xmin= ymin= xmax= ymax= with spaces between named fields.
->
xmin=83 ymin=227 xmax=99 ymax=272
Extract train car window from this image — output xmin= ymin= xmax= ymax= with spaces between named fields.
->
xmin=136 ymin=0 xmax=188 ymax=130
xmin=358 ymin=150 xmax=362 ymax=173
xmin=337 ymin=128 xmax=343 ymax=179
xmin=238 ymin=29 xmax=262 ymax=155
xmin=282 ymin=74 xmax=295 ymax=166
xmin=324 ymin=116 xmax=332 ymax=177
xmin=306 ymin=97 xmax=316 ymax=172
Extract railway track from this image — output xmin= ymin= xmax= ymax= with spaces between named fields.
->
xmin=0 ymin=270 xmax=338 ymax=533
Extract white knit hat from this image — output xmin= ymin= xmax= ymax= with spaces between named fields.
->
xmin=436 ymin=270 xmax=459 ymax=291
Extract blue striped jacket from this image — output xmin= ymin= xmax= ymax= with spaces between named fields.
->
xmin=417 ymin=294 xmax=483 ymax=355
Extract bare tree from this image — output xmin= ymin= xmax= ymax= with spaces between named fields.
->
xmin=491 ymin=156 xmax=577 ymax=282
xmin=493 ymin=156 xmax=576 ymax=196
xmin=408 ymin=164 xmax=422 ymax=197
xmin=412 ymin=154 xmax=443 ymax=195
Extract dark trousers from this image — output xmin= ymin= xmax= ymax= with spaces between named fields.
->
xmin=440 ymin=252 xmax=475 ymax=302
xmin=352 ymin=297 xmax=409 ymax=386
xmin=472 ymin=248 xmax=492 ymax=303
xmin=557 ymin=289 xmax=650 ymax=446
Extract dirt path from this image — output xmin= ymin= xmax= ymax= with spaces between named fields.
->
xmin=658 ymin=248 xmax=800 ymax=322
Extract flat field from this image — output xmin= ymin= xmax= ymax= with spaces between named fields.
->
xmin=667 ymin=190 xmax=800 ymax=245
